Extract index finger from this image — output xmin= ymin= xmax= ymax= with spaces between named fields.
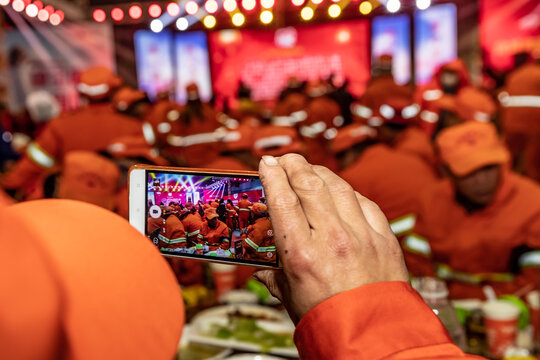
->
xmin=259 ymin=156 xmax=310 ymax=255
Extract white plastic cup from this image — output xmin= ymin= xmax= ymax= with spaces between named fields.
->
xmin=482 ymin=300 xmax=521 ymax=358
xmin=210 ymin=263 xmax=236 ymax=300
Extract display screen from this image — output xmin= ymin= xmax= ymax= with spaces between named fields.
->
xmin=145 ymin=170 xmax=278 ymax=267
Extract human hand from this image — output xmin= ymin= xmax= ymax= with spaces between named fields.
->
xmin=254 ymin=154 xmax=409 ymax=324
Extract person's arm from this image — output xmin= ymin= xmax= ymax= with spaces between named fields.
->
xmin=254 ymin=154 xmax=483 ymax=360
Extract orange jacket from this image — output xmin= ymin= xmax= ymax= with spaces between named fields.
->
xmin=237 ymin=199 xmax=252 ymax=217
xmin=501 ymin=63 xmax=540 ymax=133
xmin=200 ymin=220 xmax=230 ymax=250
xmin=243 ymin=217 xmax=275 ymax=263
xmin=159 ymin=215 xmax=187 ymax=249
xmin=226 ymin=203 xmax=236 ymax=218
xmin=394 ymin=127 xmax=437 ymax=168
xmin=147 ymin=216 xmax=163 ymax=236
xmin=294 ymin=281 xmax=483 ymax=360
xmin=2 ymin=103 xmax=142 ymax=191
xmin=181 ymin=213 xmax=203 ymax=244
xmin=340 ymin=144 xmax=439 ymax=224
xmin=404 ymin=171 xmax=540 ymax=299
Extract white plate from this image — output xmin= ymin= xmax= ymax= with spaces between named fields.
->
xmin=187 ymin=305 xmax=298 ymax=358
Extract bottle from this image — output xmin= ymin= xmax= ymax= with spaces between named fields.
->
xmin=413 ymin=277 xmax=467 ymax=350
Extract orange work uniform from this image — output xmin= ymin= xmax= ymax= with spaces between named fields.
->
xmin=147 ymin=216 xmax=162 ymax=236
xmin=403 ymin=171 xmax=540 ymax=299
xmin=159 ymin=215 xmax=187 ymax=250
xmin=294 ymin=281 xmax=483 ymax=360
xmin=340 ymin=144 xmax=438 ymax=229
xmin=243 ymin=217 xmax=275 ymax=263
xmin=394 ymin=127 xmax=437 ymax=168
xmin=2 ymin=103 xmax=143 ymax=192
xmin=225 ymin=203 xmax=237 ymax=230
xmin=237 ymin=199 xmax=252 ymax=230
xmin=200 ymin=220 xmax=230 ymax=251
xmin=180 ymin=213 xmax=203 ymax=247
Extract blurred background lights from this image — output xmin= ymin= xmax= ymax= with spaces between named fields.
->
xmin=12 ymin=0 xmax=25 ymax=12
xmin=92 ymin=8 xmax=106 ymax=22
xmin=150 ymin=18 xmax=164 ymax=32
xmin=300 ymin=6 xmax=314 ymax=20
xmin=223 ymin=0 xmax=237 ymax=12
xmin=328 ymin=4 xmax=341 ymax=18
xmin=205 ymin=0 xmax=219 ymax=14
xmin=185 ymin=1 xmax=199 ymax=15
xmin=25 ymin=3 xmax=39 ymax=17
xmin=260 ymin=10 xmax=273 ymax=24
xmin=166 ymin=2 xmax=180 ymax=16
xmin=261 ymin=0 xmax=275 ymax=9
xmin=416 ymin=0 xmax=431 ymax=10
xmin=311 ymin=0 xmax=323 ymax=4
xmin=0 ymin=0 xmax=9 ymax=6
xmin=128 ymin=5 xmax=142 ymax=19
xmin=203 ymin=15 xmax=216 ymax=28
xmin=49 ymin=11 xmax=62 ymax=25
xmin=111 ymin=7 xmax=124 ymax=21
xmin=232 ymin=12 xmax=245 ymax=26
xmin=148 ymin=4 xmax=162 ymax=17
xmin=359 ymin=1 xmax=372 ymax=15
xmin=242 ymin=0 xmax=256 ymax=11
xmin=176 ymin=17 xmax=189 ymax=30
xmin=291 ymin=0 xmax=305 ymax=5
xmin=386 ymin=0 xmax=401 ymax=13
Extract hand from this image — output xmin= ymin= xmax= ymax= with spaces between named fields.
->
xmin=254 ymin=154 xmax=409 ymax=324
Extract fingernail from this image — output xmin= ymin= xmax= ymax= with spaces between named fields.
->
xmin=262 ymin=155 xmax=278 ymax=166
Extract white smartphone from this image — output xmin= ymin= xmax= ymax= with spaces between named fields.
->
xmin=129 ymin=165 xmax=279 ymax=268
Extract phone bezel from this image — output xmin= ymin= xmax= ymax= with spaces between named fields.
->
xmin=128 ymin=164 xmax=280 ymax=268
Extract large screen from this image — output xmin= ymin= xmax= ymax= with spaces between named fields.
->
xmin=209 ymin=20 xmax=370 ymax=101
xmin=145 ymin=170 xmax=277 ymax=267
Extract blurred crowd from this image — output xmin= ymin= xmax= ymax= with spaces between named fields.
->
xmin=1 ymin=51 xmax=540 ymax=301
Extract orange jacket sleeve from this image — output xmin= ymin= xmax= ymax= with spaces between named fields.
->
xmin=294 ymin=282 xmax=484 ymax=360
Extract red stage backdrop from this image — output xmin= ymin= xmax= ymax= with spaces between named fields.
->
xmin=480 ymin=0 xmax=540 ymax=70
xmin=209 ymin=20 xmax=370 ymax=102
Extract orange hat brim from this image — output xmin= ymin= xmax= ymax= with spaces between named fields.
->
xmin=444 ymin=147 xmax=510 ymax=177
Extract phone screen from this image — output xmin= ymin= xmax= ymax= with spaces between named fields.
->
xmin=145 ymin=169 xmax=278 ymax=267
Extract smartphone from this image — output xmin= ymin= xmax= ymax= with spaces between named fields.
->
xmin=129 ymin=165 xmax=279 ymax=268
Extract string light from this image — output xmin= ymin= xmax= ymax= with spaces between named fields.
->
xmin=223 ymin=0 xmax=237 ymax=12
xmin=25 ymin=3 xmax=39 ymax=17
xmin=261 ymin=0 xmax=275 ymax=8
xmin=205 ymin=0 xmax=219 ymax=14
xmin=260 ymin=9 xmax=273 ymax=24
xmin=150 ymin=19 xmax=164 ymax=32
xmin=232 ymin=12 xmax=245 ymax=26
xmin=386 ymin=0 xmax=400 ymax=13
xmin=291 ymin=0 xmax=304 ymax=5
xmin=300 ymin=6 xmax=314 ymax=20
xmin=359 ymin=1 xmax=372 ymax=15
xmin=185 ymin=1 xmax=199 ymax=15
xmin=242 ymin=0 xmax=256 ymax=11
xmin=93 ymin=8 xmax=106 ymax=22
xmin=148 ymin=4 xmax=162 ymax=18
xmin=416 ymin=0 xmax=431 ymax=10
xmin=328 ymin=3 xmax=340 ymax=18
xmin=111 ymin=7 xmax=124 ymax=21
xmin=166 ymin=2 xmax=180 ymax=16
xmin=176 ymin=17 xmax=189 ymax=30
xmin=129 ymin=5 xmax=142 ymax=19
xmin=203 ymin=14 xmax=216 ymax=28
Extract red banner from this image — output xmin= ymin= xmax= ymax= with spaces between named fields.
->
xmin=480 ymin=0 xmax=540 ymax=70
xmin=209 ymin=20 xmax=370 ymax=102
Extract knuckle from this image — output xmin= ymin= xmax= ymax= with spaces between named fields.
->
xmin=292 ymin=170 xmax=326 ymax=192
xmin=327 ymin=228 xmax=354 ymax=257
xmin=269 ymin=192 xmax=300 ymax=210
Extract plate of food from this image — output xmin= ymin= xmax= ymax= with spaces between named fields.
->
xmin=187 ymin=305 xmax=298 ymax=358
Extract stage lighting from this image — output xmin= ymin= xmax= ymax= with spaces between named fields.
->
xmin=205 ymin=0 xmax=218 ymax=14
xmin=176 ymin=17 xmax=189 ymax=30
xmin=359 ymin=1 xmax=372 ymax=15
xmin=129 ymin=5 xmax=142 ymax=19
xmin=0 ymin=0 xmax=9 ymax=6
xmin=232 ymin=12 xmax=245 ymax=26
xmin=167 ymin=2 xmax=180 ymax=16
xmin=416 ymin=0 xmax=430 ymax=10
xmin=223 ymin=0 xmax=237 ymax=12
xmin=26 ymin=3 xmax=38 ymax=17
xmin=12 ymin=0 xmax=25 ymax=12
xmin=260 ymin=10 xmax=273 ymax=24
xmin=328 ymin=3 xmax=340 ymax=18
xmin=148 ymin=4 xmax=162 ymax=17
xmin=49 ymin=11 xmax=62 ymax=25
xmin=111 ymin=7 xmax=124 ymax=21
xmin=242 ymin=0 xmax=256 ymax=11
xmin=150 ymin=19 xmax=164 ymax=32
xmin=261 ymin=0 xmax=275 ymax=8
xmin=291 ymin=0 xmax=304 ymax=5
xmin=185 ymin=1 xmax=199 ymax=15
xmin=311 ymin=0 xmax=323 ymax=4
xmin=203 ymin=15 xmax=216 ymax=28
xmin=92 ymin=8 xmax=106 ymax=22
xmin=300 ymin=6 xmax=314 ymax=20
xmin=386 ymin=0 xmax=400 ymax=13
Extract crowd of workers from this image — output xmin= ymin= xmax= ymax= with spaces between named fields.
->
xmin=1 ymin=48 xmax=540 ymax=356
xmin=146 ymin=194 xmax=276 ymax=263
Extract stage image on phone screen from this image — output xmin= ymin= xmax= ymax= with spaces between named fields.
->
xmin=145 ymin=170 xmax=277 ymax=266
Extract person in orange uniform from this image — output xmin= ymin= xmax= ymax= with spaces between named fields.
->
xmin=180 ymin=206 xmax=203 ymax=247
xmin=158 ymin=207 xmax=187 ymax=251
xmin=200 ymin=208 xmax=230 ymax=251
xmin=237 ymin=193 xmax=252 ymax=230
xmin=336 ymin=122 xmax=439 ymax=233
xmin=0 ymin=199 xmax=183 ymax=360
xmin=1 ymin=66 xmax=143 ymax=196
xmin=242 ymin=203 xmax=275 ymax=263
xmin=225 ymin=199 xmax=237 ymax=230
xmin=499 ymin=59 xmax=540 ymax=181
xmin=403 ymin=122 xmax=540 ymax=299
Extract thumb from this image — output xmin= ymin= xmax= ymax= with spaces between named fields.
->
xmin=252 ymin=269 xmax=284 ymax=301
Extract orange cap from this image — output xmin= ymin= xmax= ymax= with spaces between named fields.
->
xmin=330 ymin=124 xmax=376 ymax=154
xmin=204 ymin=208 xmax=218 ymax=220
xmin=252 ymin=202 xmax=268 ymax=215
xmin=78 ymin=66 xmax=122 ymax=100
xmin=0 ymin=199 xmax=183 ymax=359
xmin=455 ymin=87 xmax=496 ymax=123
xmin=57 ymin=151 xmax=120 ymax=211
xmin=376 ymin=96 xmax=420 ymax=126
xmin=252 ymin=125 xmax=303 ymax=157
xmin=436 ymin=122 xmax=510 ymax=176
xmin=112 ymin=87 xmax=147 ymax=112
